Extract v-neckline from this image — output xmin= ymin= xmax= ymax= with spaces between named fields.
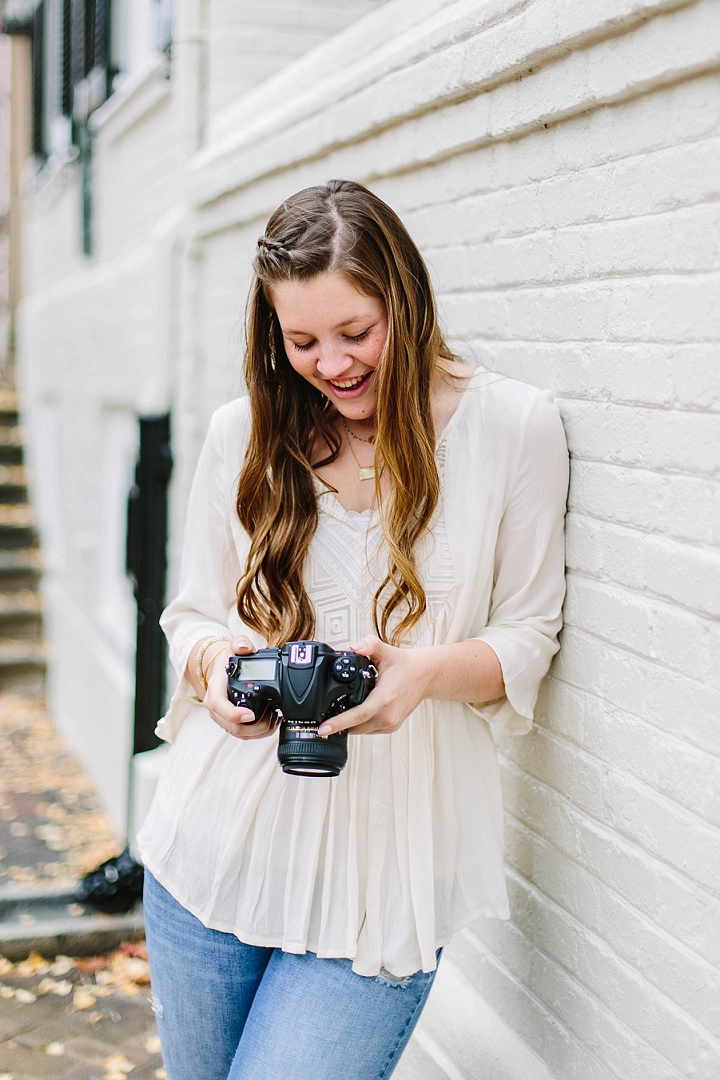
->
xmin=314 ymin=365 xmax=485 ymax=517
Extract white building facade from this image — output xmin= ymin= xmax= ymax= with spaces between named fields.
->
xmin=15 ymin=1 xmax=720 ymax=1077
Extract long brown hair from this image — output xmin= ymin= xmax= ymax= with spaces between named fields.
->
xmin=236 ymin=179 xmax=455 ymax=646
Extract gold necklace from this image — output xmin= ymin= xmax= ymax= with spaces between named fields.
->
xmin=344 ymin=428 xmax=376 ymax=481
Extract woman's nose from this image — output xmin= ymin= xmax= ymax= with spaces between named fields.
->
xmin=315 ymin=343 xmax=354 ymax=379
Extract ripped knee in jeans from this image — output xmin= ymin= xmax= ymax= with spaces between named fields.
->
xmin=374 ymin=967 xmax=412 ymax=989
xmin=150 ymin=993 xmax=164 ymax=1018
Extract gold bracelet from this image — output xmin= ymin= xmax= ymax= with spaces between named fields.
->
xmin=195 ymin=636 xmax=230 ymax=692
xmin=202 ymin=643 xmax=231 ymax=687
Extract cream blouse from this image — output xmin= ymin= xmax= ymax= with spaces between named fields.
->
xmin=137 ymin=367 xmax=569 ymax=977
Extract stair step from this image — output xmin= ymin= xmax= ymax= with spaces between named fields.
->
xmin=0 ymin=467 xmax=28 ymax=503
xmin=0 ymin=642 xmax=45 ymax=692
xmin=0 ymin=505 xmax=33 ymax=527
xmin=0 ymin=426 xmax=23 ymax=447
xmin=0 ymin=884 xmax=144 ymax=961
xmin=0 ymin=591 xmax=42 ymax=614
xmin=0 ymin=526 xmax=36 ymax=550
xmin=0 ymin=641 xmax=46 ymax=666
xmin=0 ymin=557 xmax=41 ymax=590
xmin=0 ymin=486 xmax=27 ymax=505
xmin=0 ymin=509 xmax=37 ymax=552
xmin=0 ymin=389 xmax=18 ymax=412
xmin=0 ymin=549 xmax=42 ymax=572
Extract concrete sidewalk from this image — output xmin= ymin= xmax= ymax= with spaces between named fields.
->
xmin=0 ymin=694 xmax=118 ymax=890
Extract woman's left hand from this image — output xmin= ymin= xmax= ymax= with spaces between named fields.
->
xmin=317 ymin=635 xmax=431 ymax=737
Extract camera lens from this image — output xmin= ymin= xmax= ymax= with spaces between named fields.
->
xmin=277 ymin=722 xmax=348 ymax=777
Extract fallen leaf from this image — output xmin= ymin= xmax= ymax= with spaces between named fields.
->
xmin=119 ymin=957 xmax=150 ymax=983
xmin=49 ymin=955 xmax=74 ymax=976
xmin=143 ymin=1035 xmax=161 ymax=1054
xmin=14 ymin=989 xmax=36 ymax=1004
xmin=155 ymin=1071 xmax=166 ymax=1080
xmin=0 ymin=986 xmax=15 ymax=998
xmin=45 ymin=1042 xmax=65 ymax=1056
xmin=102 ymin=1052 xmax=135 ymax=1074
xmin=0 ymin=1072 xmax=13 ymax=1080
xmin=76 ymin=955 xmax=108 ymax=973
xmin=87 ymin=1011 xmax=103 ymax=1024
xmin=73 ymin=989 xmax=97 ymax=1009
xmin=67 ymin=903 xmax=85 ymax=917
xmin=0 ymin=958 xmax=13 ymax=975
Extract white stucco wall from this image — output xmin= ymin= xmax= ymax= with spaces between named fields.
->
xmin=16 ymin=0 xmax=720 ymax=1076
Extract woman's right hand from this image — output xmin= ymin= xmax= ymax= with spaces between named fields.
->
xmin=203 ymin=635 xmax=279 ymax=740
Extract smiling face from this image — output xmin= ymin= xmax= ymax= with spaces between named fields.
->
xmin=270 ymin=272 xmax=388 ymax=422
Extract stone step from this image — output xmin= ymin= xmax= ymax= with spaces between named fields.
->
xmin=0 ymin=609 xmax=42 ymax=639
xmin=0 ymin=426 xmax=23 ymax=466
xmin=0 ymin=524 xmax=36 ymax=549
xmin=0 ymin=465 xmax=28 ymax=504
xmin=0 ymin=509 xmax=37 ymax=552
xmin=0 ymin=389 xmax=19 ymax=412
xmin=0 ymin=549 xmax=42 ymax=592
xmin=0 ymin=640 xmax=46 ymax=693
xmin=0 ymin=883 xmax=144 ymax=961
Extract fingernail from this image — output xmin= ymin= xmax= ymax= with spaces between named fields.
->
xmin=318 ymin=724 xmax=332 ymax=735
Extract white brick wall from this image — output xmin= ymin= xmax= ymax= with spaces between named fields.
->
xmin=17 ymin=0 xmax=720 ymax=1075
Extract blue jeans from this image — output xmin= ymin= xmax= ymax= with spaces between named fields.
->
xmin=143 ymin=870 xmax=439 ymax=1080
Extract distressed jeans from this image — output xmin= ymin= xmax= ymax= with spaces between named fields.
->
xmin=143 ymin=870 xmax=439 ymax=1080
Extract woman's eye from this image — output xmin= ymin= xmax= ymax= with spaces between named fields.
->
xmin=292 ymin=340 xmax=315 ymax=352
xmin=346 ymin=329 xmax=370 ymax=344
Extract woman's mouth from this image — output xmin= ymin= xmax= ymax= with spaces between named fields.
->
xmin=325 ymin=371 xmax=374 ymax=398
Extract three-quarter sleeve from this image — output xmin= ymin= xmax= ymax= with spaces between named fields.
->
xmin=155 ymin=405 xmax=247 ymax=741
xmin=471 ymin=391 xmax=569 ymax=735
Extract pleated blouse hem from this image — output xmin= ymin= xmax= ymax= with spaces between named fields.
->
xmin=141 ymin=854 xmax=509 ymax=978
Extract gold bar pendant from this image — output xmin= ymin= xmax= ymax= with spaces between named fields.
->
xmin=358 ymin=467 xmax=376 ymax=481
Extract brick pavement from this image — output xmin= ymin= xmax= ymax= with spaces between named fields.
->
xmin=0 ymin=693 xmax=163 ymax=1079
xmin=0 ymin=948 xmax=162 ymax=1080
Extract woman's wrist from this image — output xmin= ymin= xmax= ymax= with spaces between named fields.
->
xmin=194 ymin=635 xmax=231 ymax=693
xmin=202 ymin=644 xmax=231 ymax=689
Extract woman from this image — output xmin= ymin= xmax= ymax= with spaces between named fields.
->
xmin=138 ymin=180 xmax=568 ymax=1080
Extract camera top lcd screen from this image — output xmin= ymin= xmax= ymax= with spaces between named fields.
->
xmin=238 ymin=657 xmax=278 ymax=681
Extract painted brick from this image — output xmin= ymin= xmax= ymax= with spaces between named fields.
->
xmin=500 ymin=752 xmax=720 ymax=965
xmin=504 ymin=818 xmax=720 ymax=1030
xmin=17 ymin=2 xmax=720 ymax=1078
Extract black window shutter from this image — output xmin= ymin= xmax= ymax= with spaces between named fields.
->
xmin=32 ymin=1 xmax=45 ymax=158
xmin=62 ymin=0 xmax=72 ymax=116
xmin=127 ymin=416 xmax=173 ymax=755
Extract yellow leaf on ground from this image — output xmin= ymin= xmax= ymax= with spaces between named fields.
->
xmin=72 ymin=989 xmax=97 ymax=1009
xmin=143 ymin=1035 xmax=161 ymax=1053
xmin=45 ymin=1042 xmax=65 ymax=1056
xmin=102 ymin=1052 xmax=135 ymax=1073
xmin=14 ymin=989 xmax=36 ymax=1004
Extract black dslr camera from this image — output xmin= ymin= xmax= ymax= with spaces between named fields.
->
xmin=226 ymin=641 xmax=377 ymax=777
